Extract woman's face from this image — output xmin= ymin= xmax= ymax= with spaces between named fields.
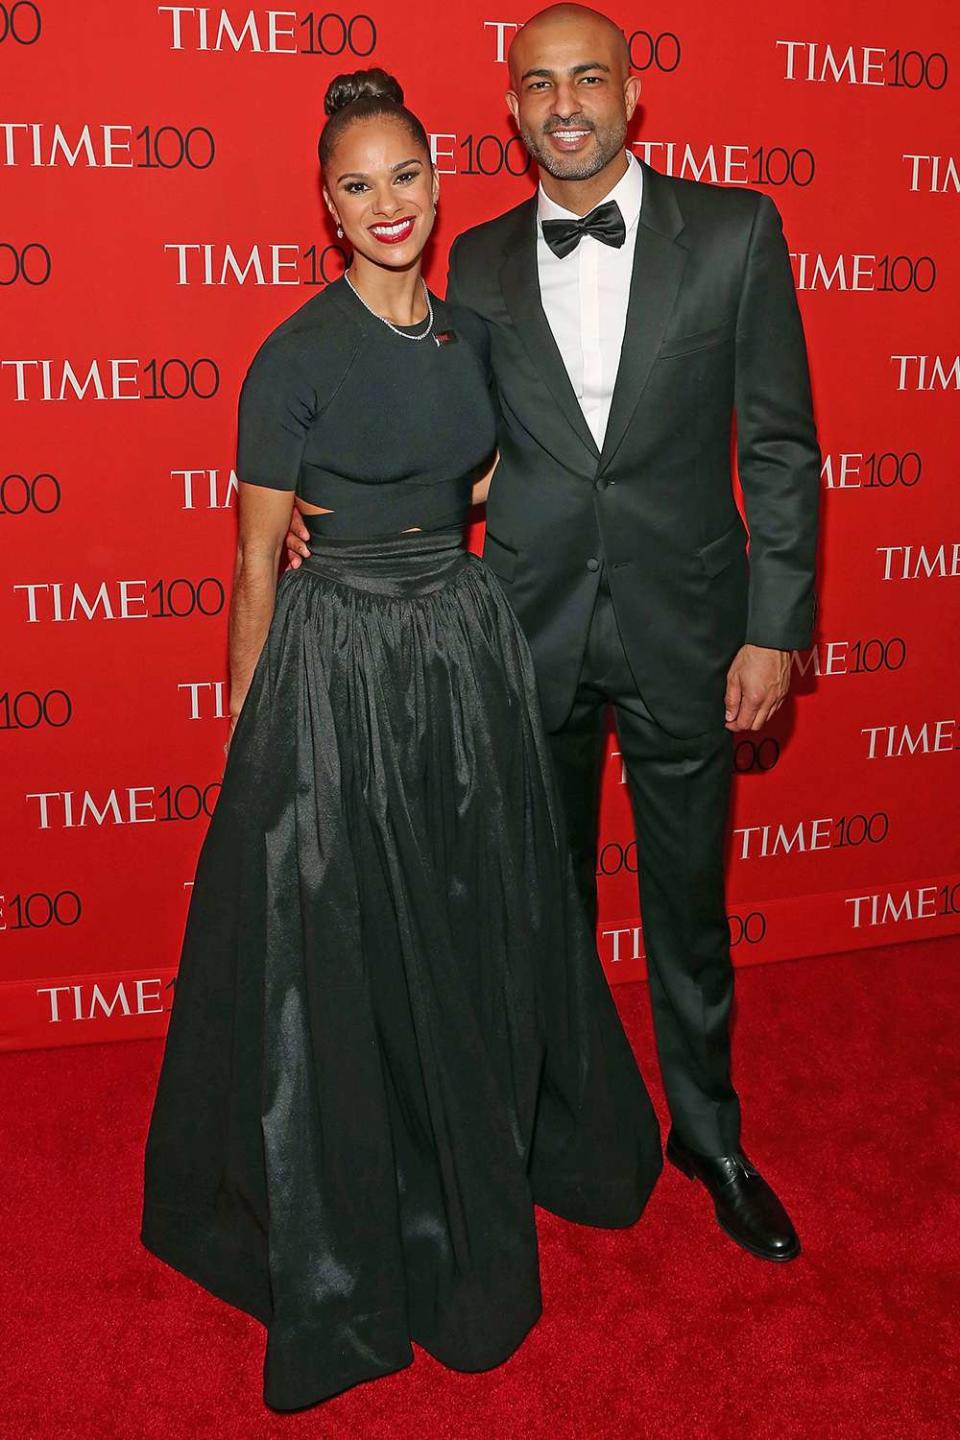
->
xmin=324 ymin=115 xmax=438 ymax=269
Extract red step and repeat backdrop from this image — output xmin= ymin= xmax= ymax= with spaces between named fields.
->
xmin=2 ymin=1 xmax=959 ymax=1049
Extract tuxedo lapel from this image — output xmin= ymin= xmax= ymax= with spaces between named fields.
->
xmin=499 ymin=201 xmax=601 ymax=463
xmin=599 ymin=164 xmax=689 ymax=471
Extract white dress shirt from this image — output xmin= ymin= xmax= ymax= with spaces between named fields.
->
xmin=536 ymin=149 xmax=644 ymax=450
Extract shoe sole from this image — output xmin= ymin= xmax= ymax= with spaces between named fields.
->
xmin=667 ymin=1149 xmax=801 ymax=1264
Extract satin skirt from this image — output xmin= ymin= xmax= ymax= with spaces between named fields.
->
xmin=141 ymin=528 xmax=662 ymax=1411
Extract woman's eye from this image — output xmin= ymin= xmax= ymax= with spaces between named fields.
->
xmin=346 ymin=182 xmax=368 ymax=194
xmin=396 ymin=170 xmax=419 ymax=184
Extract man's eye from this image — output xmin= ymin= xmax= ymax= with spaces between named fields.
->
xmin=528 ymin=81 xmax=549 ymax=91
xmin=580 ymin=76 xmax=602 ymax=84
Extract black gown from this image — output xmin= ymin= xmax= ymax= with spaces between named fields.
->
xmin=141 ymin=278 xmax=662 ymax=1411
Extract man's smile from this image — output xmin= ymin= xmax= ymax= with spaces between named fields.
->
xmin=546 ymin=127 xmax=594 ymax=153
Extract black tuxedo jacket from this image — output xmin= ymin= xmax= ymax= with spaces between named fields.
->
xmin=447 ymin=161 xmax=820 ymax=737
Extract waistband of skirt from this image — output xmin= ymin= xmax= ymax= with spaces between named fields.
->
xmin=297 ymin=525 xmax=470 ymax=597
xmin=303 ymin=523 xmax=465 ymax=562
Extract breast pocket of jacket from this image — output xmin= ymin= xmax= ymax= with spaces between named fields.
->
xmin=483 ymin=530 xmax=518 ymax=583
xmin=658 ymin=323 xmax=735 ymax=361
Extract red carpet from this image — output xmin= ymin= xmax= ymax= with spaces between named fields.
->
xmin=2 ymin=937 xmax=958 ymax=1440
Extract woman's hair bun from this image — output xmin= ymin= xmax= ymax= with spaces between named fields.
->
xmin=324 ymin=68 xmax=404 ymax=117
xmin=317 ymin=67 xmax=429 ymax=172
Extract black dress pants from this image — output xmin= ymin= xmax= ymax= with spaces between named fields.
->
xmin=546 ymin=566 xmax=742 ymax=1156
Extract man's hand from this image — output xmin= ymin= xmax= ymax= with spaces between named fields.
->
xmin=284 ymin=508 xmax=311 ymax=570
xmin=724 ymin=644 xmax=791 ymax=732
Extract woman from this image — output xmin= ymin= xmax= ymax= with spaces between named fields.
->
xmin=141 ymin=68 xmax=661 ymax=1412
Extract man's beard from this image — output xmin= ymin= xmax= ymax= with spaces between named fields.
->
xmin=519 ymin=114 xmax=628 ymax=181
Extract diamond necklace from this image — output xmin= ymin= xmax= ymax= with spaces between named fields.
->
xmin=344 ymin=269 xmax=434 ymax=341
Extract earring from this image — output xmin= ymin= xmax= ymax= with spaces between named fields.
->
xmin=336 ymin=224 xmax=343 ymax=238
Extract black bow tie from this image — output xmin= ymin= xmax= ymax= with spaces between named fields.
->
xmin=541 ymin=199 xmax=626 ymax=259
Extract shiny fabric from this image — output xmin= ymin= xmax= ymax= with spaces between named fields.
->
xmin=141 ymin=527 xmax=662 ymax=1411
xmin=540 ymin=199 xmax=627 ymax=258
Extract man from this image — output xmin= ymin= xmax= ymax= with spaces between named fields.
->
xmin=289 ymin=5 xmax=820 ymax=1261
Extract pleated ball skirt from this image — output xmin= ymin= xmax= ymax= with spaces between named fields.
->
xmin=141 ymin=528 xmax=662 ymax=1411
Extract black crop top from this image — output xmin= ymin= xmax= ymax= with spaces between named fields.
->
xmin=236 ymin=276 xmax=497 ymax=538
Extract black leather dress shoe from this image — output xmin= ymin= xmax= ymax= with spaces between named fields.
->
xmin=666 ymin=1132 xmax=801 ymax=1262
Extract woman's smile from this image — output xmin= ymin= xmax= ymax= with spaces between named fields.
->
xmin=368 ymin=216 xmax=417 ymax=244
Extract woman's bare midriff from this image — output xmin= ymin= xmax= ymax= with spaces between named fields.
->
xmin=295 ymin=496 xmax=334 ymax=517
xmin=294 ymin=496 xmax=421 ymax=533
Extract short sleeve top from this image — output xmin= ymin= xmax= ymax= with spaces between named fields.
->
xmin=236 ymin=276 xmax=497 ymax=538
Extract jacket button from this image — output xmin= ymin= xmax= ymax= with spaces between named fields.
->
xmin=586 ymin=557 xmax=600 ymax=572
xmin=595 ymin=476 xmax=608 ymax=491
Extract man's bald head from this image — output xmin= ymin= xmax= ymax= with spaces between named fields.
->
xmin=505 ymin=3 xmax=639 ymax=189
xmin=508 ymin=4 xmax=630 ymax=87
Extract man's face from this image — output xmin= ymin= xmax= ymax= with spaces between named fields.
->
xmin=507 ymin=13 xmax=639 ymax=181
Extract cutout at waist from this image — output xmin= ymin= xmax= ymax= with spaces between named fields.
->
xmin=295 ymin=473 xmax=471 ymax=541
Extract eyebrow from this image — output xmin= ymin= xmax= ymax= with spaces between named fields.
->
xmin=336 ymin=157 xmax=423 ymax=182
xmin=520 ymin=61 xmax=611 ymax=81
